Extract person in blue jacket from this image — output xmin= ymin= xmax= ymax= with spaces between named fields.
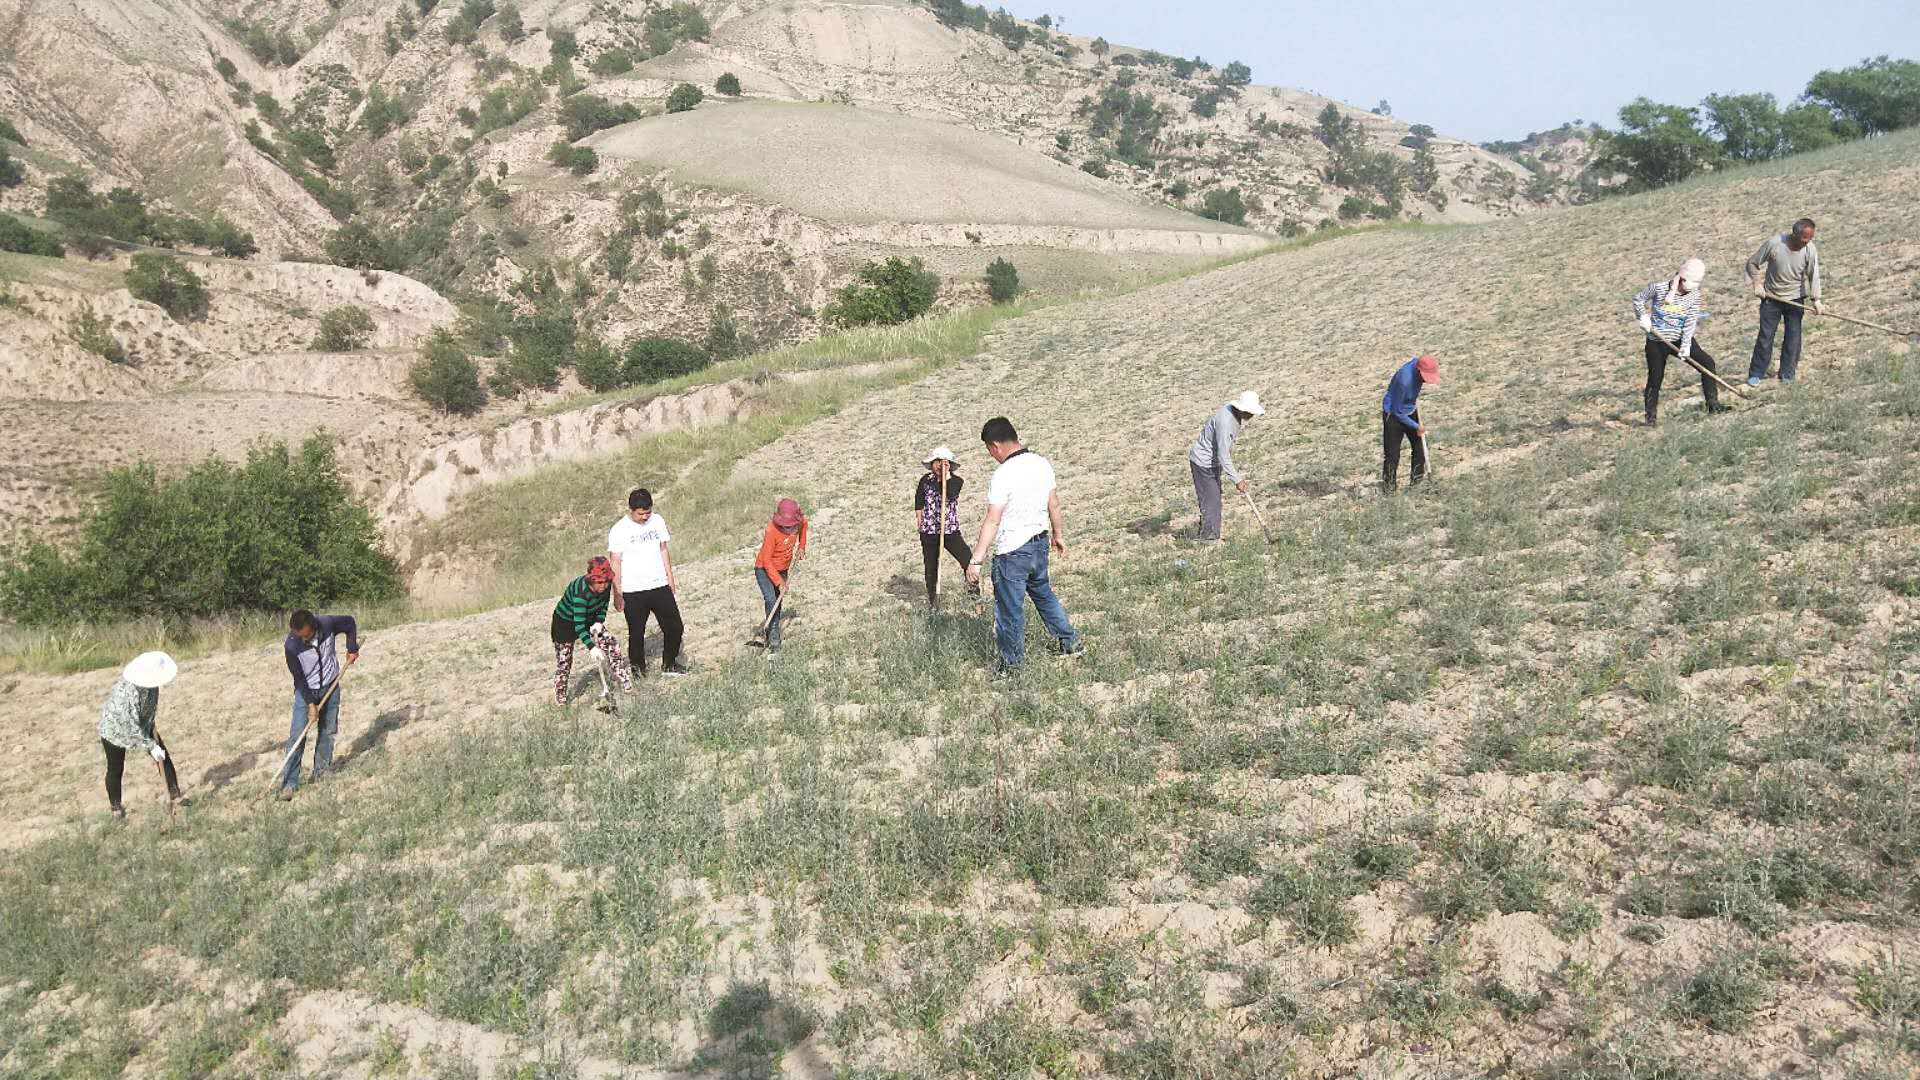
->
xmin=279 ymin=608 xmax=359 ymax=800
xmin=1381 ymin=354 xmax=1438 ymax=492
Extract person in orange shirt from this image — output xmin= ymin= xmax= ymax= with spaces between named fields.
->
xmin=750 ymin=498 xmax=808 ymax=649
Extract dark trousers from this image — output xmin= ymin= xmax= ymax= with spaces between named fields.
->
xmin=1191 ymin=461 xmax=1224 ymax=540
xmin=621 ymin=586 xmax=682 ymax=671
xmin=1748 ymin=297 xmax=1805 ymax=383
xmin=1380 ymin=410 xmax=1426 ymax=491
xmin=1645 ymin=336 xmax=1722 ymax=419
xmin=103 ymin=735 xmax=179 ymax=810
xmin=753 ymin=568 xmax=787 ymax=646
xmin=920 ymin=531 xmax=973 ymax=606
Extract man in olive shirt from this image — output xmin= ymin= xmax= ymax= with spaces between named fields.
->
xmin=1745 ymin=218 xmax=1824 ymax=385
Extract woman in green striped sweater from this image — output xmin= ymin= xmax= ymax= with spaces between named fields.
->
xmin=551 ymin=556 xmax=635 ymax=705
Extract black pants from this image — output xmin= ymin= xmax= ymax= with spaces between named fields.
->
xmin=103 ymin=735 xmax=180 ymax=810
xmin=1645 ymin=336 xmax=1722 ymax=420
xmin=921 ymin=531 xmax=974 ymax=605
xmin=621 ymin=586 xmax=683 ymax=671
xmin=1748 ymin=297 xmax=1805 ymax=383
xmin=1381 ymin=410 xmax=1426 ymax=491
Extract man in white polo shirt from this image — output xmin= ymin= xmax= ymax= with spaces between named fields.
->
xmin=965 ymin=416 xmax=1083 ymax=676
xmin=607 ymin=486 xmax=687 ymax=676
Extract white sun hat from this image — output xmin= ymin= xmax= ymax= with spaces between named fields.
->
xmin=1679 ymin=257 xmax=1706 ymax=288
xmin=123 ymin=651 xmax=178 ymax=689
xmin=1229 ymin=390 xmax=1266 ymax=416
xmin=923 ymin=445 xmax=957 ymax=466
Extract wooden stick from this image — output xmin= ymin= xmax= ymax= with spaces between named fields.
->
xmin=1765 ymin=293 xmax=1919 ymax=341
xmin=935 ymin=466 xmax=947 ymax=600
xmin=270 ymin=672 xmax=345 ymax=793
xmin=1239 ymin=487 xmax=1276 ymax=545
xmin=1650 ymin=333 xmax=1748 ymax=399
xmin=1419 ymin=432 xmax=1435 ymax=482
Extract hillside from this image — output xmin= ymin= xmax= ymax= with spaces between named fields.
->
xmin=2 ymin=129 xmax=1917 ymax=1077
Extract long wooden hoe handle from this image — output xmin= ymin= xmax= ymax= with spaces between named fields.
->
xmin=1653 ymin=334 xmax=1748 ymax=399
xmin=1765 ymin=293 xmax=1916 ymax=340
xmin=270 ymin=671 xmax=345 ymax=791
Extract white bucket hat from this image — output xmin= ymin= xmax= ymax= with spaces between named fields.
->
xmin=1229 ymin=390 xmax=1266 ymax=416
xmin=923 ymin=445 xmax=957 ymax=466
xmin=1679 ymin=257 xmax=1705 ymax=288
xmin=124 ymin=651 xmax=178 ymax=689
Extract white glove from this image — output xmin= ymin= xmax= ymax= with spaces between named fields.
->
xmin=1812 ymin=300 xmax=1826 ymax=315
xmin=589 ymin=647 xmax=604 ymax=663
xmin=1637 ymin=314 xmax=1653 ymax=333
xmin=590 ymin=622 xmax=604 ymax=635
xmin=150 ymin=745 xmax=167 ymax=762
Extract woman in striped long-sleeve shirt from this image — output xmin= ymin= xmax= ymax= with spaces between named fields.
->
xmin=1632 ymin=257 xmax=1728 ymax=425
xmin=550 ymin=556 xmax=635 ymax=705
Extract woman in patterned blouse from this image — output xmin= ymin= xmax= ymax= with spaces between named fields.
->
xmin=913 ymin=446 xmax=973 ymax=611
xmin=98 ymin=651 xmax=185 ymax=820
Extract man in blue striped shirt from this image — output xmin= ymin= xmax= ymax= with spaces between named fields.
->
xmin=280 ymin=609 xmax=359 ymax=799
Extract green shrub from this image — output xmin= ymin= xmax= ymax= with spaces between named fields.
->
xmin=45 ymin=177 xmax=153 ymax=243
xmin=622 ymin=336 xmax=710 ymax=384
xmin=824 ymin=257 xmax=939 ymax=328
xmin=0 ymin=116 xmax=26 ymax=144
xmin=589 ymin=48 xmax=634 ymax=75
xmin=572 ymin=338 xmax=624 ymax=391
xmin=604 ymin=232 xmax=633 ymax=281
xmin=1191 ymin=90 xmax=1221 ymax=118
xmin=0 ymin=215 xmax=63 ymax=257
xmin=359 ymin=86 xmax=417 ymax=138
xmin=644 ymin=2 xmax=709 ymax=54
xmin=0 ymin=437 xmax=398 ymax=623
xmin=547 ymin=26 xmax=577 ymax=59
xmin=560 ymin=94 xmax=642 ymax=140
xmin=1338 ymin=194 xmax=1370 ymax=221
xmin=70 ymin=306 xmax=127 ymax=363
xmin=1220 ymin=60 xmax=1252 ymax=87
xmin=1199 ymin=187 xmax=1247 ymax=225
xmin=715 ymin=72 xmax=741 ymax=96
xmin=666 ymin=83 xmax=703 ymax=113
xmin=984 ymin=258 xmax=1019 ymax=303
xmin=312 ymin=306 xmax=377 ymax=351
xmin=495 ymin=1 xmax=524 ymax=42
xmin=325 ymin=222 xmax=396 ymax=270
xmin=409 ymin=330 xmax=487 ymax=414
xmin=546 ymin=140 xmax=599 ymax=175
xmin=0 ymin=144 xmax=21 ymax=187
xmin=1079 ymin=157 xmax=1110 ymax=178
xmin=125 ymin=253 xmax=209 ymax=321
xmin=705 ymin=302 xmax=746 ymax=360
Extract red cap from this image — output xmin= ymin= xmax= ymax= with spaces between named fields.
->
xmin=586 ymin=555 xmax=614 ymax=584
xmin=1416 ymin=354 xmax=1439 ymax=384
xmin=772 ymin=498 xmax=803 ymax=528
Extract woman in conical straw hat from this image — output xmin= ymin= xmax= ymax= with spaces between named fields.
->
xmin=97 ymin=651 xmax=185 ymax=820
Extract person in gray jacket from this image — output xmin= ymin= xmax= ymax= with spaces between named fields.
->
xmin=1188 ymin=391 xmax=1264 ymax=541
xmin=1745 ymin=218 xmax=1824 ymax=385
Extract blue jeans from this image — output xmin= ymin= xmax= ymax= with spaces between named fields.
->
xmin=1748 ymin=297 xmax=1804 ymax=383
xmin=754 ymin=568 xmax=784 ymax=646
xmin=283 ymin=687 xmax=342 ymax=790
xmin=991 ymin=533 xmax=1079 ymax=669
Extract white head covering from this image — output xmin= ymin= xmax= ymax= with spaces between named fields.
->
xmin=1679 ymin=257 xmax=1706 ymax=288
xmin=1229 ymin=390 xmax=1266 ymax=417
xmin=923 ymin=445 xmax=957 ymax=466
xmin=123 ymin=651 xmax=178 ymax=689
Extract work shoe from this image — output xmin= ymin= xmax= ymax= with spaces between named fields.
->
xmin=1706 ymin=402 xmax=1732 ymax=415
xmin=662 ymin=662 xmax=690 ymax=677
xmin=1746 ymin=376 xmax=1762 ymax=387
xmin=1058 ymin=639 xmax=1086 ymax=658
xmin=170 ymin=795 xmax=192 ymax=809
xmin=990 ymin=667 xmax=1015 ymax=683
xmin=109 ymin=806 xmax=126 ymax=823
xmin=277 ymin=787 xmax=296 ymax=802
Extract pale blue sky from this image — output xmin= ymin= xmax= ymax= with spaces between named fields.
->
xmin=1024 ymin=1 xmax=1919 ymax=142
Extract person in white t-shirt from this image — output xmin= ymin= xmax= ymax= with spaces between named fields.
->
xmin=607 ymin=487 xmax=687 ymax=676
xmin=965 ymin=416 xmax=1083 ymax=676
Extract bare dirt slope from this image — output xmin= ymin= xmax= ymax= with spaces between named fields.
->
xmin=3 ymin=133 xmax=1917 ymax=1079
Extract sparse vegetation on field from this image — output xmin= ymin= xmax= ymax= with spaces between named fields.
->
xmin=69 ymin=306 xmax=126 ymax=363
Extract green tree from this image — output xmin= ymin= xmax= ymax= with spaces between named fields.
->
xmin=547 ymin=140 xmax=599 ymax=175
xmin=1803 ymin=56 xmax=1920 ymax=136
xmin=548 ymin=26 xmax=578 ymax=58
xmin=715 ymin=72 xmax=742 ymax=96
xmin=495 ymin=1 xmax=524 ymax=42
xmin=572 ymin=337 xmax=625 ymax=390
xmin=666 ymin=83 xmax=703 ymax=113
xmin=325 ymin=222 xmax=396 ymax=270
xmin=705 ymin=302 xmax=747 ymax=360
xmin=622 ymin=336 xmax=710 ymax=383
xmin=1199 ymin=188 xmax=1247 ymax=225
xmin=984 ymin=258 xmax=1020 ymax=303
xmin=312 ymin=306 xmax=376 ymax=351
xmin=125 ymin=253 xmax=209 ymax=321
xmin=824 ymin=257 xmax=940 ymax=328
xmin=1780 ymin=102 xmax=1845 ymax=154
xmin=409 ymin=330 xmax=487 ymax=413
xmin=0 ymin=437 xmax=398 ymax=623
xmin=1090 ymin=36 xmax=1109 ymax=59
xmin=0 ymin=215 xmax=64 ymax=257
xmin=0 ymin=144 xmax=22 ymax=188
xmin=1592 ymin=97 xmax=1721 ymax=193
xmin=1702 ymin=92 xmax=1785 ymax=162
xmin=1407 ymin=146 xmax=1439 ymax=193
xmin=1220 ymin=60 xmax=1252 ymax=87
xmin=561 ymin=94 xmax=642 ymax=140
xmin=1316 ymin=103 xmax=1361 ymax=153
